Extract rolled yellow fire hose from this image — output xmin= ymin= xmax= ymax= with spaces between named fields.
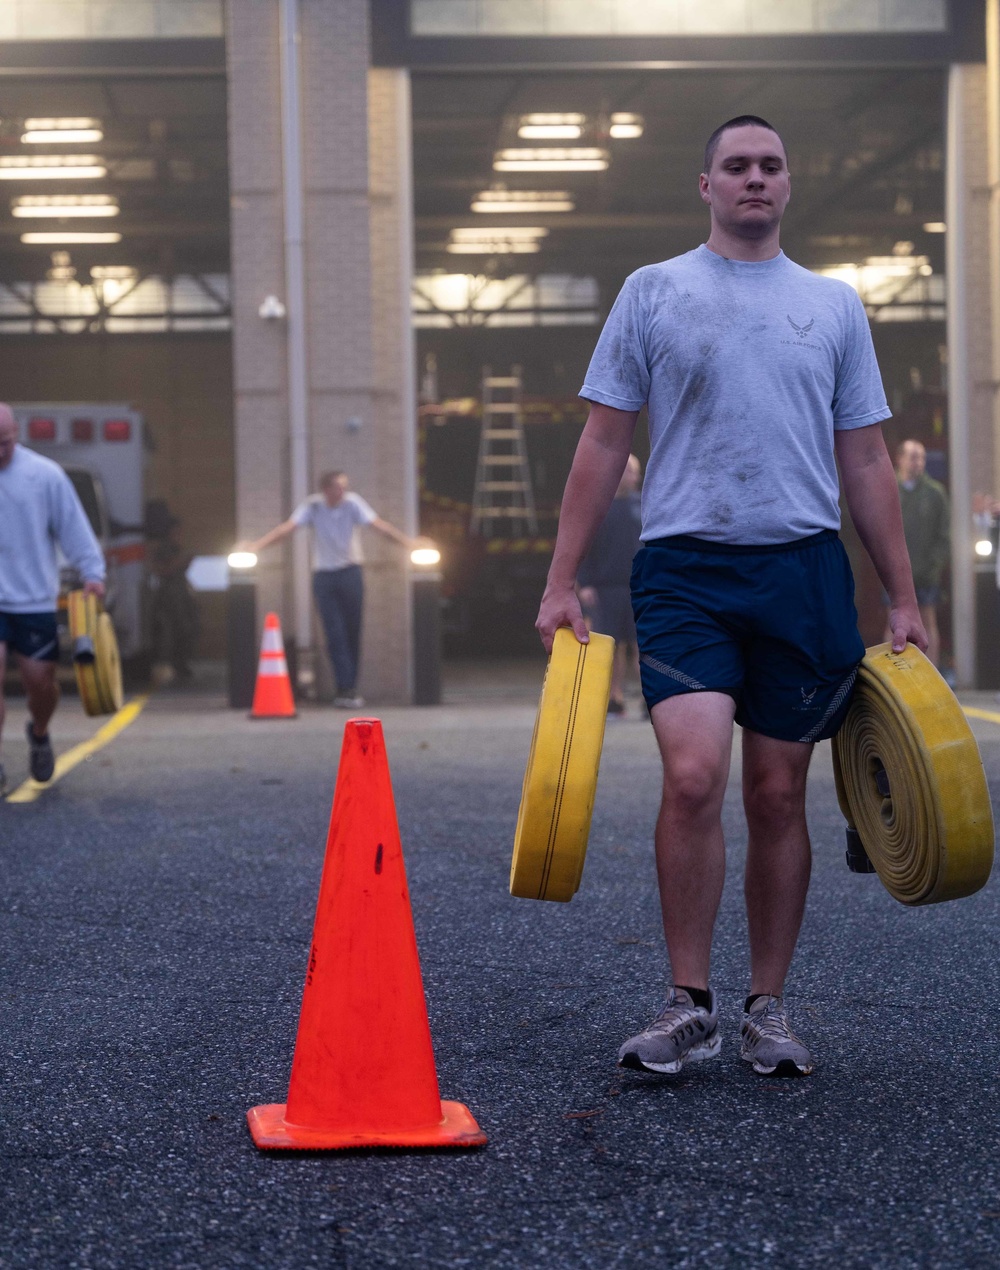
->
xmin=510 ymin=628 xmax=615 ymax=902
xmin=67 ymin=590 xmax=124 ymax=717
xmin=832 ymin=642 xmax=994 ymax=906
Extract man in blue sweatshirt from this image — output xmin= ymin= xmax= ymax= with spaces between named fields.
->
xmin=0 ymin=405 xmax=105 ymax=794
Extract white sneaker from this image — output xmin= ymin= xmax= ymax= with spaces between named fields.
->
xmin=333 ymin=695 xmax=365 ymax=710
xmin=618 ymin=987 xmax=721 ymax=1074
xmin=740 ymin=995 xmax=815 ymax=1076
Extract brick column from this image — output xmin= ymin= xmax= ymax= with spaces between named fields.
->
xmin=227 ymin=0 xmax=291 ymax=630
xmin=946 ymin=63 xmax=992 ymax=686
xmin=227 ymin=1 xmax=415 ymax=701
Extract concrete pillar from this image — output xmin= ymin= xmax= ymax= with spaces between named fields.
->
xmin=226 ymin=1 xmax=415 ymax=702
xmin=946 ymin=63 xmax=992 ymax=686
xmin=227 ymin=0 xmax=291 ymax=630
xmin=366 ymin=67 xmax=417 ymax=703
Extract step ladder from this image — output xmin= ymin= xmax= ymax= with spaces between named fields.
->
xmin=470 ymin=365 xmax=538 ymax=537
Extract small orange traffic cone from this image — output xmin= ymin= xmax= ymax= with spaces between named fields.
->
xmin=246 ymin=718 xmax=487 ymax=1150
xmin=250 ymin=613 xmax=296 ymax=719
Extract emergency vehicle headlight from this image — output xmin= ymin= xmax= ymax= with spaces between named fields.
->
xmin=227 ymin=551 xmax=258 ymax=570
xmin=975 ymin=539 xmax=993 ymax=558
xmin=410 ymin=547 xmax=441 ymax=567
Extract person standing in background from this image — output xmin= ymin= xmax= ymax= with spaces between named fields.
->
xmin=243 ymin=470 xmax=417 ymax=709
xmin=883 ymin=440 xmax=949 ymax=668
xmin=578 ymin=454 xmax=643 ymax=716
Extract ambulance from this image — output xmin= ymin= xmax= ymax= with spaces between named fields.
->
xmin=13 ymin=403 xmax=148 ymax=664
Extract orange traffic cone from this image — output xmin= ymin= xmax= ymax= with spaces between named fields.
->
xmin=250 ymin=613 xmax=296 ymax=719
xmin=246 ymin=718 xmax=487 ymax=1150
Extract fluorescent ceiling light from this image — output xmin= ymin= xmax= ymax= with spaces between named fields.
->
xmin=447 ymin=225 xmax=546 ymax=253
xmin=21 ymin=231 xmax=122 ymax=244
xmin=494 ymin=148 xmax=608 ymax=172
xmin=24 ymin=116 xmax=99 ymax=130
xmin=923 ymin=221 xmax=947 ymax=233
xmin=447 ymin=240 xmax=541 ymax=254
xmin=518 ymin=125 xmax=581 ymax=139
xmin=451 ymin=226 xmax=548 ymax=241
xmin=0 ymin=155 xmax=105 ymax=180
xmin=22 ymin=117 xmax=103 ymax=144
xmin=471 ymin=190 xmax=574 ymax=214
xmin=518 ymin=113 xmax=584 ymax=140
xmin=91 ymin=265 xmax=136 ymax=280
xmin=12 ymin=194 xmax=119 ymax=218
xmin=609 ymin=112 xmax=644 ymax=139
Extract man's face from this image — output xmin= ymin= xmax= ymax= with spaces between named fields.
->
xmin=323 ymin=476 xmax=348 ymax=506
xmin=699 ymin=125 xmax=791 ymax=240
xmin=0 ymin=410 xmax=17 ymax=471
xmin=898 ymin=442 xmax=926 ymax=481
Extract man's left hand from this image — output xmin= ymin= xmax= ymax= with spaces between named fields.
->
xmin=888 ymin=603 xmax=928 ymax=654
xmin=83 ymin=579 xmax=106 ymax=601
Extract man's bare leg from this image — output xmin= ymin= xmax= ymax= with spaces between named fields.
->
xmin=609 ymin=643 xmax=626 ymax=708
xmin=19 ymin=655 xmax=59 ymax=738
xmin=0 ymin=643 xmax=7 ymax=749
xmin=742 ymin=729 xmax=813 ymax=996
xmin=650 ymin=691 xmax=736 ymax=989
xmin=919 ymin=604 xmax=940 ymax=668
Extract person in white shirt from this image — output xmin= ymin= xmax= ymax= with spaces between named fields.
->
xmin=246 ymin=470 xmax=416 ymax=708
xmin=0 ymin=404 xmax=106 ymax=794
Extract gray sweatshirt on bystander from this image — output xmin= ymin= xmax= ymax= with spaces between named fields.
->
xmin=0 ymin=445 xmax=105 ymax=612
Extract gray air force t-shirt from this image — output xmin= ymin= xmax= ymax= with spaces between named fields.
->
xmin=580 ymin=245 xmax=890 ymax=545
xmin=291 ymin=491 xmax=377 ymax=571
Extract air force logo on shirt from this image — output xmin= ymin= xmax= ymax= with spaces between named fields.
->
xmin=781 ymin=314 xmax=821 ymax=350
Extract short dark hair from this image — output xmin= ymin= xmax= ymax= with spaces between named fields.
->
xmin=703 ymin=115 xmax=785 ymax=174
xmin=318 ymin=469 xmax=345 ymax=490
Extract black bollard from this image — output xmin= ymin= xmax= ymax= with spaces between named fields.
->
xmin=227 ymin=573 xmax=258 ymax=709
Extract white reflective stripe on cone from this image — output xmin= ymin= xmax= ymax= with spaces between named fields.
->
xmin=257 ymin=658 xmax=289 ymax=677
xmin=261 ymin=629 xmax=285 ymax=653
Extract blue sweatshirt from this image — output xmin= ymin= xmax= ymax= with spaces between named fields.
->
xmin=0 ymin=445 xmax=105 ymax=612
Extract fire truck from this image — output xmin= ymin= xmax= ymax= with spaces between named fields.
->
xmin=13 ymin=403 xmax=148 ymax=666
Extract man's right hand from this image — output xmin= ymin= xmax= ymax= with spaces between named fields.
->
xmin=535 ymin=582 xmax=590 ymax=654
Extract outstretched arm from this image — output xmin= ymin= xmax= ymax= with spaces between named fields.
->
xmin=835 ymin=423 xmax=928 ymax=654
xmin=370 ymin=517 xmax=414 ymax=549
xmin=242 ymin=517 xmax=298 ymax=554
xmin=535 ymin=402 xmax=639 ymax=652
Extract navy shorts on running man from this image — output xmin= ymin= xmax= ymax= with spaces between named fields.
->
xmin=631 ymin=530 xmax=865 ymax=745
xmin=0 ymin=610 xmax=59 ymax=662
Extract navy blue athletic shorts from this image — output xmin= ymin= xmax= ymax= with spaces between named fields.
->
xmin=0 ymin=610 xmax=60 ymax=662
xmin=631 ymin=530 xmax=865 ymax=744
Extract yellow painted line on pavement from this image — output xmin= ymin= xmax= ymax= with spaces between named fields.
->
xmin=6 ymin=694 xmax=150 ymax=804
xmin=963 ymin=706 xmax=1000 ymax=727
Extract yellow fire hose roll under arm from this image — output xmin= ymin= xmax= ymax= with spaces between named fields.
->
xmin=67 ymin=590 xmax=124 ymax=718
xmin=832 ymin=643 xmax=994 ymax=906
xmin=510 ymin=628 xmax=615 ymax=902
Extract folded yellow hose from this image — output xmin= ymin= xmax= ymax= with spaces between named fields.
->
xmin=832 ymin=642 xmax=994 ymax=906
xmin=510 ymin=628 xmax=614 ymax=902
xmin=67 ymin=590 xmax=124 ymax=717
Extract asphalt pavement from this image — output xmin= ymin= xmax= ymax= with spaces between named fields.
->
xmin=3 ymin=663 xmax=1000 ymax=1269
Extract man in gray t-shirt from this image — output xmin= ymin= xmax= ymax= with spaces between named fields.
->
xmin=535 ymin=115 xmax=927 ymax=1079
xmin=247 ymin=470 xmax=414 ymax=708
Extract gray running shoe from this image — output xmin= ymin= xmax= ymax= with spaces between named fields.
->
xmin=617 ymin=987 xmax=721 ymax=1074
xmin=740 ymin=995 xmax=815 ymax=1077
xmin=26 ymin=721 xmax=55 ymax=783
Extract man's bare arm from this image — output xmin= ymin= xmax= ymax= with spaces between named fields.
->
xmin=834 ymin=423 xmax=928 ymax=654
xmin=535 ymin=402 xmax=639 ymax=652
xmin=242 ymin=518 xmax=297 ymax=554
